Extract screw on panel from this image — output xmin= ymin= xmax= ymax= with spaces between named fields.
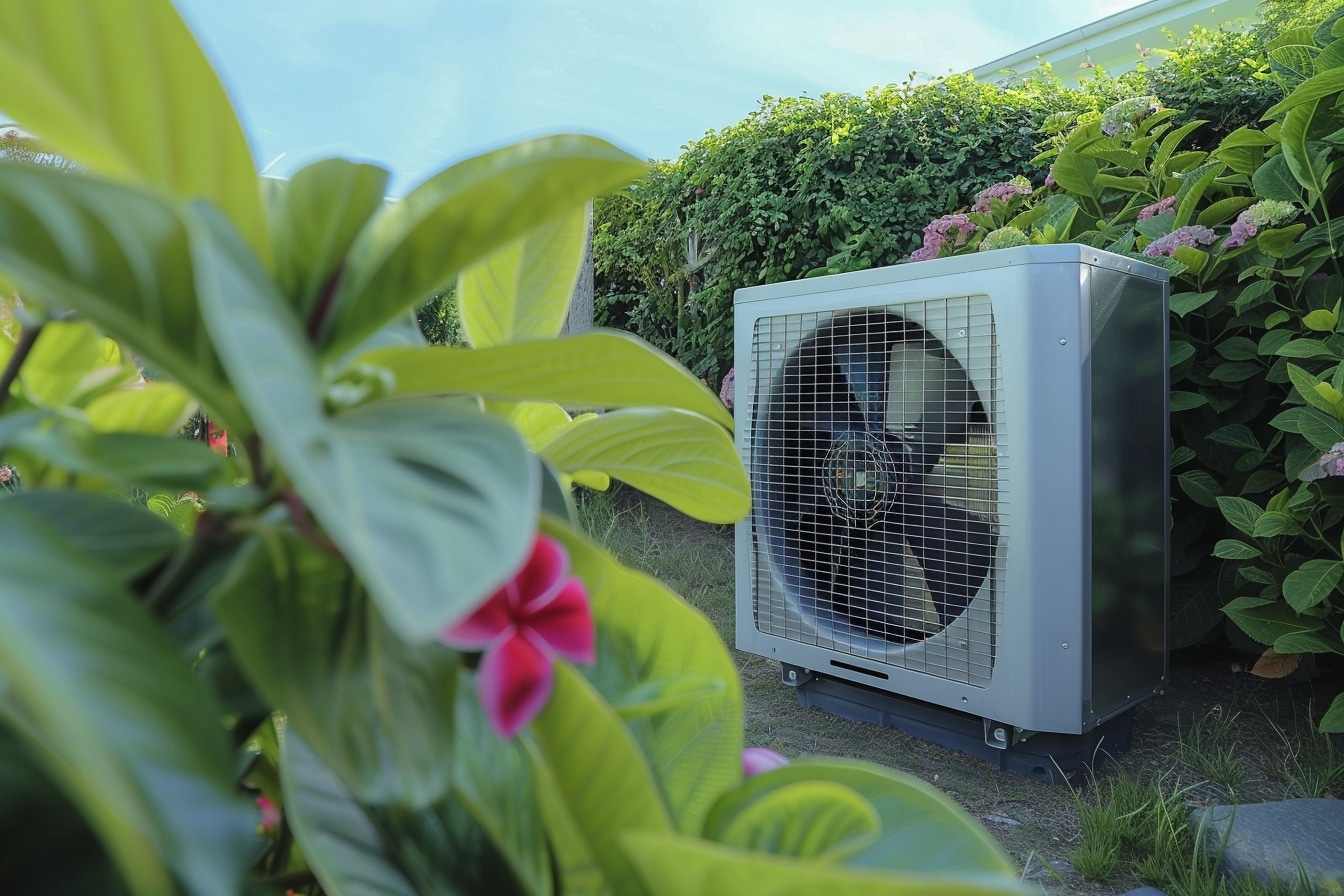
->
xmin=1059 ymin=338 xmax=1068 ymax=345
xmin=1062 ymin=643 xmax=1069 ymax=649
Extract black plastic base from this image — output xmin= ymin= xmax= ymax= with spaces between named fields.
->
xmin=793 ymin=672 xmax=1134 ymax=784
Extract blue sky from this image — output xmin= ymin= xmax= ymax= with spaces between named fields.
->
xmin=175 ymin=0 xmax=1149 ymax=195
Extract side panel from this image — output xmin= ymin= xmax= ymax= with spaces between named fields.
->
xmin=1086 ymin=264 xmax=1170 ymax=722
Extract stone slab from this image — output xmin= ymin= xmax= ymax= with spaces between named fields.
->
xmin=1191 ymin=798 xmax=1344 ymax=893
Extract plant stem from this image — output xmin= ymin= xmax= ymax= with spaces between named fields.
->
xmin=0 ymin=321 xmax=42 ymax=413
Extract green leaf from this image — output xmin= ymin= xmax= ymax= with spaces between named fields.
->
xmin=1172 ymin=246 xmax=1209 ymax=274
xmin=1276 ymin=339 xmax=1340 ymax=359
xmin=1216 ymin=337 xmax=1260 ymax=362
xmin=527 ymin=662 xmax=676 ymax=896
xmin=1197 ymin=196 xmax=1257 ymax=227
xmin=1252 ymin=511 xmax=1302 ymax=538
xmin=0 ymin=165 xmax=247 ymax=427
xmin=1208 ymin=361 xmax=1258 ymax=383
xmin=9 ymin=489 xmax=180 ymax=583
xmin=541 ymin=409 xmax=748 ymax=524
xmin=1049 ymin=153 xmax=1101 ymax=201
xmin=1173 ymin=162 xmax=1224 ymax=227
xmin=1288 ymin=363 xmax=1339 ymax=415
xmin=1178 ymin=470 xmax=1223 ymax=506
xmin=1213 ymin=126 xmax=1276 ymax=174
xmin=361 ymin=331 xmax=735 ymax=430
xmin=1169 ymin=290 xmax=1218 ymax=318
xmin=1265 ymin=66 xmax=1344 ymax=119
xmin=270 ymin=158 xmax=391 ymax=322
xmin=323 ymin=135 xmax=647 ymax=358
xmin=1274 ymin=631 xmax=1344 ymax=656
xmin=1213 ymin=539 xmax=1262 ymax=560
xmin=0 ymin=0 xmax=268 ymax=261
xmin=710 ymin=780 xmax=879 ymax=861
xmin=1298 ymin=407 xmax=1344 ymax=451
xmin=1321 ymin=694 xmax=1344 ymax=733
xmin=213 ymin=528 xmax=459 ymax=806
xmin=1208 ymin=424 xmax=1260 ymax=450
xmin=620 ymin=832 xmax=1029 ymax=896
xmin=1224 ymin=595 xmax=1317 ymax=645
xmin=1035 ymin=194 xmax=1079 ymax=239
xmin=19 ymin=320 xmax=112 ymax=406
xmin=281 ymin=731 xmax=420 ymax=896
xmin=1225 ymin=494 xmax=1263 ymax=537
xmin=1253 ymin=154 xmax=1305 ymax=203
xmin=2 ymin=415 xmax=227 ymax=493
xmin=84 ymin=381 xmax=195 ymax=435
xmin=545 ymin=521 xmax=743 ymax=836
xmin=187 ymin=200 xmax=537 ymax=641
xmin=711 ymin=759 xmax=1015 ymax=876
xmin=1281 ymin=101 xmax=1330 ymax=197
xmin=1170 ymin=341 xmax=1195 ymax=367
xmin=1282 ymin=559 xmax=1343 ymax=612
xmin=1257 ymin=224 xmax=1308 ymax=257
xmin=460 ymin=203 xmax=588 ymax=347
xmin=1305 ymin=304 xmax=1340 ymax=333
xmin=1170 ymin=391 xmax=1208 ymax=411
xmin=0 ymin=497 xmax=255 ymax=896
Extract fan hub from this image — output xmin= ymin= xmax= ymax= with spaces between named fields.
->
xmin=821 ymin=431 xmax=902 ymax=524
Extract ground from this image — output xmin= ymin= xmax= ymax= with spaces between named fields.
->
xmin=581 ymin=485 xmax=1344 ymax=896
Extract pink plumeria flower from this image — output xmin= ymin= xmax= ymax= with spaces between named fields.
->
xmin=441 ymin=534 xmax=595 ymax=738
xmin=256 ymin=796 xmax=280 ymax=836
xmin=742 ymin=746 xmax=789 ymax=777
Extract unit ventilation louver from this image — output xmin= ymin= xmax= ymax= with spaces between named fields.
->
xmin=754 ymin=309 xmax=997 ymax=651
xmin=734 ymin=246 xmax=1170 ymax=757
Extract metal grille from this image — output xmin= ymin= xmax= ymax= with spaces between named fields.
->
xmin=748 ymin=298 xmax=1002 ymax=686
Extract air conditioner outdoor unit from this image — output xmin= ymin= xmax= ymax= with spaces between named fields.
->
xmin=734 ymin=244 xmax=1170 ymax=780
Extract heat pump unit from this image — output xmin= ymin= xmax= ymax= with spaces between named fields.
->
xmin=735 ymin=245 xmax=1169 ymax=778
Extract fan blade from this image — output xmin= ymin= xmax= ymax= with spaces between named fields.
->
xmin=897 ymin=488 xmax=996 ymax=625
xmin=887 ymin=345 xmax=978 ymax=478
xmin=832 ymin=340 xmax=890 ymax=431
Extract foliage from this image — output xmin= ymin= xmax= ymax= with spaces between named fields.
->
xmin=416 ymin=285 xmax=465 ymax=346
xmin=0 ymin=1 xmax=1034 ymax=894
xmin=594 ymin=73 xmax=1139 ymax=386
xmin=917 ymin=3 xmax=1344 ymax=732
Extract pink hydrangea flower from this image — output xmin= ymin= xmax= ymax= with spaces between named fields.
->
xmin=441 ymin=535 xmax=595 ymax=738
xmin=909 ymin=214 xmax=978 ymax=263
xmin=1044 ymin=165 xmax=1056 ymax=188
xmin=742 ymin=747 xmax=789 ymax=777
xmin=1302 ymin=441 xmax=1344 ymax=481
xmin=1142 ymin=225 xmax=1217 ymax=257
xmin=970 ymin=179 xmax=1032 ymax=212
xmin=1223 ymin=200 xmax=1298 ymax=249
xmin=1137 ymin=195 xmax=1176 ymax=220
xmin=720 ymin=368 xmax=735 ymax=410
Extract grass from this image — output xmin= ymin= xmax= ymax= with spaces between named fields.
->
xmin=1262 ymin=704 xmax=1344 ymax=801
xmin=1178 ymin=705 xmax=1247 ymax=792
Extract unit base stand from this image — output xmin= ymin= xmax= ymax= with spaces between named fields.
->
xmin=792 ymin=671 xmax=1134 ymax=784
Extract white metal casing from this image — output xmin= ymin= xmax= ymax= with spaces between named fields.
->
xmin=734 ymin=244 xmax=1169 ymax=735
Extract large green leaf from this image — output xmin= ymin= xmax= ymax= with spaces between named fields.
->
xmin=1282 ymin=559 xmax=1343 ymax=613
xmin=84 ymin=381 xmax=194 ymax=435
xmin=1223 ymin=596 xmax=1318 ymax=645
xmin=1265 ymin=66 xmax=1344 ymax=119
xmin=321 ymin=135 xmax=647 ymax=358
xmin=361 ymin=330 xmax=735 ymax=429
xmin=546 ymin=521 xmax=743 ymax=836
xmin=269 ymin=158 xmax=390 ymax=323
xmin=366 ymin=686 xmax=554 ymax=896
xmin=620 ymin=832 xmax=1028 ymax=896
xmin=460 ymin=203 xmax=588 ymax=347
xmin=2 ymin=414 xmax=226 ymax=492
xmin=280 ymin=730 xmax=419 ymax=896
xmin=212 ymin=527 xmax=459 ymax=807
xmin=188 ymin=200 xmax=536 ymax=641
xmin=706 ymin=759 xmax=1016 ymax=876
xmin=0 ymin=165 xmax=247 ymax=426
xmin=1049 ymin=153 xmax=1100 ymax=202
xmin=0 ymin=0 xmax=267 ymax=261
xmin=527 ymin=662 xmax=676 ymax=896
xmin=1280 ymin=100 xmax=1331 ymax=198
xmin=18 ymin=319 xmax=113 ymax=406
xmin=708 ymin=779 xmax=880 ymax=861
xmin=0 ymin=496 xmax=255 ymax=896
xmin=7 ymin=489 xmax=179 ymax=584
xmin=1253 ymin=154 xmax=1306 ymax=203
xmin=541 ymin=408 xmax=748 ymax=524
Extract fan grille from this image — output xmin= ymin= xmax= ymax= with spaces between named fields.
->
xmin=748 ymin=298 xmax=1003 ymax=686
